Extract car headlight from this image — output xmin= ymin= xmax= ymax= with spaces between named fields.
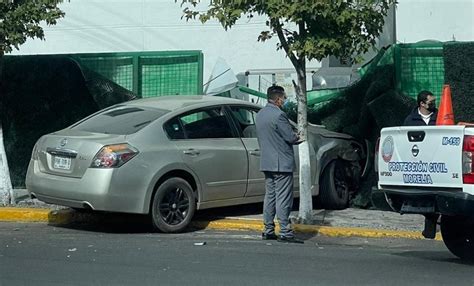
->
xmin=91 ymin=144 xmax=139 ymax=168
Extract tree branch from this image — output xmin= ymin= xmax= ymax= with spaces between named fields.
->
xmin=273 ymin=18 xmax=300 ymax=70
xmin=297 ymin=21 xmax=306 ymax=76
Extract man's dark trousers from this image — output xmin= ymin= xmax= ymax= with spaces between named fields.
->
xmin=263 ymin=171 xmax=294 ymax=238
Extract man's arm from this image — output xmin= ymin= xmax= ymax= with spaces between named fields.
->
xmin=276 ymin=113 xmax=299 ymax=144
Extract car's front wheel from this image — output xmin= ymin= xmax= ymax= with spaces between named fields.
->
xmin=441 ymin=215 xmax=474 ymax=260
xmin=151 ymin=177 xmax=196 ymax=233
xmin=319 ymin=160 xmax=350 ymax=210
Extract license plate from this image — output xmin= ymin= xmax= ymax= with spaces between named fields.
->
xmin=53 ymin=156 xmax=72 ymax=170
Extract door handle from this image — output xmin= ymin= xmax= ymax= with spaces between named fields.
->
xmin=249 ymin=149 xmax=260 ymax=156
xmin=183 ymin=149 xmax=200 ymax=156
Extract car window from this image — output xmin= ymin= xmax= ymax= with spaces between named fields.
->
xmin=71 ymin=106 xmax=169 ymax=135
xmin=163 ymin=117 xmax=185 ymax=140
xmin=229 ymin=106 xmax=259 ymax=138
xmin=165 ymin=107 xmax=235 ymax=139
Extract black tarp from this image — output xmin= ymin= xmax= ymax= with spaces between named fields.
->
xmin=0 ymin=55 xmax=136 ymax=187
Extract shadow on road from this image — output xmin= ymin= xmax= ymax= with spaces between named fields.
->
xmin=51 ymin=200 xmax=317 ymax=241
xmin=50 ymin=211 xmax=155 ymax=234
xmin=194 ymin=202 xmax=264 ymax=219
xmin=192 ymin=200 xmax=319 ymax=242
xmin=392 ymin=250 xmax=474 ymax=266
xmin=48 ymin=203 xmax=265 ymax=234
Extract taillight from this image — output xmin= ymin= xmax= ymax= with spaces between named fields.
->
xmin=462 ymin=135 xmax=474 ymax=184
xmin=32 ymin=136 xmax=43 ymax=160
xmin=91 ymin=144 xmax=138 ymax=168
xmin=32 ymin=143 xmax=39 ymax=160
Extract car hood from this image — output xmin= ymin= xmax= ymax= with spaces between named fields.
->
xmin=307 ymin=124 xmax=354 ymax=140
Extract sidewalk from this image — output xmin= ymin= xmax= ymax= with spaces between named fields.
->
xmin=0 ymin=198 xmax=437 ymax=240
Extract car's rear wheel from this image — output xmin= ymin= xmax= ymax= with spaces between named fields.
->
xmin=441 ymin=215 xmax=474 ymax=260
xmin=151 ymin=177 xmax=196 ymax=233
xmin=319 ymin=160 xmax=349 ymax=210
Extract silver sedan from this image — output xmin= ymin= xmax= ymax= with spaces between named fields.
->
xmin=26 ymin=96 xmax=367 ymax=232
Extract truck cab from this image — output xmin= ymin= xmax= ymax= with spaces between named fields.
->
xmin=373 ymin=125 xmax=474 ymax=260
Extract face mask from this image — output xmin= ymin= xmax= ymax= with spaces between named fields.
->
xmin=282 ymin=99 xmax=290 ymax=108
xmin=427 ymin=102 xmax=436 ymax=112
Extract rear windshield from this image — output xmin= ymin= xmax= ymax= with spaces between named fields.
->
xmin=71 ymin=106 xmax=169 ymax=135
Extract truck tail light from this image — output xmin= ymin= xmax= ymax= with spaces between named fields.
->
xmin=462 ymin=135 xmax=474 ymax=184
xmin=91 ymin=144 xmax=138 ymax=168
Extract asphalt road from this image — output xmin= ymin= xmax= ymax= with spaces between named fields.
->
xmin=0 ymin=222 xmax=473 ymax=286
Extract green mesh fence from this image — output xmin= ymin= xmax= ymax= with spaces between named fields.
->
xmin=139 ymin=54 xmax=201 ymax=97
xmin=307 ymin=88 xmax=346 ymax=106
xmin=78 ymin=56 xmax=134 ymax=91
xmin=394 ymin=42 xmax=445 ymax=104
xmin=73 ymin=51 xmax=203 ymax=98
xmin=302 ymin=42 xmax=445 ymax=108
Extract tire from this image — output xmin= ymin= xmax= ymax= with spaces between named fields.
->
xmin=151 ymin=177 xmax=196 ymax=233
xmin=319 ymin=160 xmax=349 ymax=210
xmin=441 ymin=215 xmax=474 ymax=260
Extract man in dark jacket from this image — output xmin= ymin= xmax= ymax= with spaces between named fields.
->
xmin=403 ymin=90 xmax=438 ymax=126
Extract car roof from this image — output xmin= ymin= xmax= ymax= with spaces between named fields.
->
xmin=124 ymin=95 xmax=259 ymax=111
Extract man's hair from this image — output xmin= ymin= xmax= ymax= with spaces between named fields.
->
xmin=267 ymin=85 xmax=285 ymax=102
xmin=417 ymin=90 xmax=434 ymax=106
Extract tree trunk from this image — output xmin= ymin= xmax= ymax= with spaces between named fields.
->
xmin=0 ymin=124 xmax=13 ymax=206
xmin=295 ymin=63 xmax=313 ymax=224
xmin=0 ymin=54 xmax=13 ymax=206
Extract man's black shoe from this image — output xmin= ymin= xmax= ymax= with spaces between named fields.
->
xmin=277 ymin=236 xmax=304 ymax=244
xmin=262 ymin=233 xmax=278 ymax=240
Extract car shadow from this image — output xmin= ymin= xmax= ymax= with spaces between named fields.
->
xmin=392 ymin=250 xmax=474 ymax=266
xmin=194 ymin=202 xmax=264 ymax=219
xmin=191 ymin=199 xmax=320 ymax=241
xmin=49 ymin=211 xmax=155 ymax=234
xmin=52 ymin=199 xmax=321 ymax=241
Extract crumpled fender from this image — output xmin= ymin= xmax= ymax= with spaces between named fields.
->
xmin=306 ymin=124 xmax=366 ymax=187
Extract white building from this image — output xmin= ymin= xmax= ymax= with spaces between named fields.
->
xmin=11 ymin=0 xmax=473 ymax=83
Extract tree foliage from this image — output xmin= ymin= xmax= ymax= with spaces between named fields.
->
xmin=0 ymin=0 xmax=64 ymax=55
xmin=181 ymin=0 xmax=395 ymax=69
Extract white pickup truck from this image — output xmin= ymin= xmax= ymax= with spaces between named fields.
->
xmin=373 ymin=125 xmax=474 ymax=260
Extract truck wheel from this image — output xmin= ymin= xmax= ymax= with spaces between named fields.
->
xmin=440 ymin=215 xmax=474 ymax=260
xmin=151 ymin=177 xmax=196 ymax=233
xmin=319 ymin=160 xmax=349 ymax=210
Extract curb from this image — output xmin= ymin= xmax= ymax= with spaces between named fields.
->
xmin=0 ymin=208 xmax=50 ymax=222
xmin=0 ymin=208 xmax=74 ymax=224
xmin=0 ymin=208 xmax=442 ymax=241
xmin=192 ymin=218 xmax=443 ymax=241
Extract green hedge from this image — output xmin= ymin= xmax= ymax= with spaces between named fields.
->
xmin=443 ymin=42 xmax=474 ymax=123
xmin=0 ymin=56 xmax=135 ymax=187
